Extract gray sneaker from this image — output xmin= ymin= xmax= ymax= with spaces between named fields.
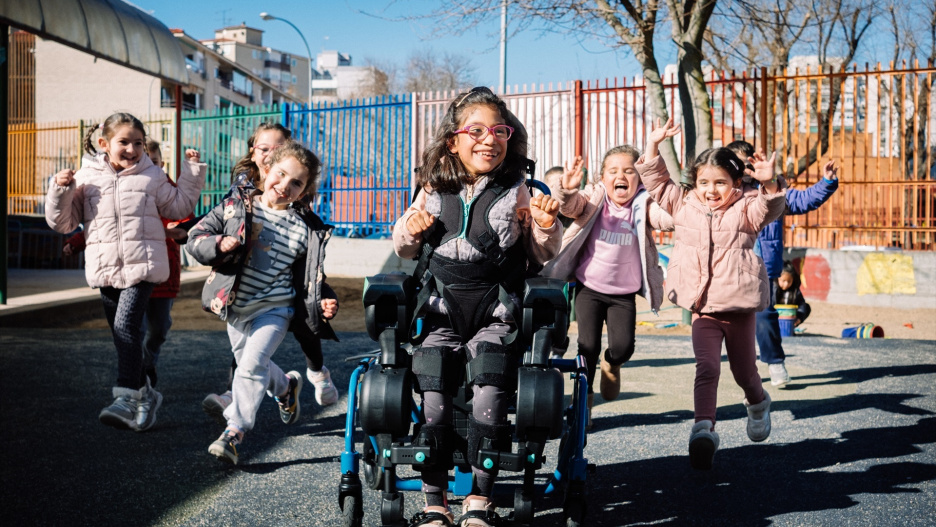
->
xmin=689 ymin=420 xmax=720 ymax=470
xmin=135 ymin=382 xmax=164 ymax=432
xmin=99 ymin=387 xmax=140 ymax=430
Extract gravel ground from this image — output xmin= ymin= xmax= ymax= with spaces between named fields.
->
xmin=1 ymin=325 xmax=933 ymax=526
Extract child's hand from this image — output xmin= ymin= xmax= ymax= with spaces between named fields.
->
xmin=185 ymin=149 xmax=200 ymax=162
xmin=747 ymin=151 xmax=778 ymax=183
xmin=560 ymin=157 xmax=585 ymax=190
xmin=645 ymin=117 xmax=681 ymax=160
xmin=54 ymin=169 xmax=75 ymax=187
xmin=406 ymin=210 xmax=436 ymax=236
xmin=62 ymin=243 xmax=74 ymax=256
xmin=321 ymin=298 xmax=338 ymax=320
xmin=218 ymin=236 xmax=241 ymax=253
xmin=823 ymin=159 xmax=838 ymax=180
xmin=530 ymin=194 xmax=560 ymax=228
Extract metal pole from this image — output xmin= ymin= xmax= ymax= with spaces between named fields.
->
xmin=0 ymin=24 xmax=8 ymax=304
xmin=499 ymin=0 xmax=507 ymax=94
xmin=261 ymin=13 xmax=313 ymax=138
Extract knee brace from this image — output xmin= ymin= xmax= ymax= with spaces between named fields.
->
xmin=409 ymin=423 xmax=455 ymax=472
xmin=467 ymin=341 xmax=519 ymax=391
xmin=467 ymin=415 xmax=513 ymax=471
xmin=412 ymin=346 xmax=464 ymax=395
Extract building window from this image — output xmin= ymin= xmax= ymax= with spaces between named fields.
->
xmin=293 ymin=75 xmax=298 ymax=84
xmin=291 ymin=58 xmax=297 ymax=67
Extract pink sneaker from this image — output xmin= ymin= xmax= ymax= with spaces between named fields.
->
xmin=202 ymin=390 xmax=232 ymax=425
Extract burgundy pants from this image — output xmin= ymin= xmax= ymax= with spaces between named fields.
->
xmin=691 ymin=311 xmax=766 ymax=425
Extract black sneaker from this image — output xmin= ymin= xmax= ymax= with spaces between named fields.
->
xmin=275 ymin=371 xmax=303 ymax=424
xmin=208 ymin=430 xmax=242 ymax=465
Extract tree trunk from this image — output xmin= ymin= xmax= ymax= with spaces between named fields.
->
xmin=678 ymin=42 xmax=713 ymax=163
xmin=636 ymin=53 xmax=683 ymax=180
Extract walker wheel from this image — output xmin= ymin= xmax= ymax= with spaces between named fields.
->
xmin=340 ymin=493 xmax=363 ymax=527
xmin=363 ymin=437 xmax=383 ymax=490
xmin=513 ymin=488 xmax=533 ymax=525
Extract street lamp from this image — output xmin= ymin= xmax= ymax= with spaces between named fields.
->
xmin=259 ymin=12 xmax=313 ymax=107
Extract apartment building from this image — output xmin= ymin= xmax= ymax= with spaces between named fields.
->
xmin=204 ymin=24 xmax=311 ymax=104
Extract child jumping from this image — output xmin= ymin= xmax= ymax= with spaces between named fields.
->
xmin=187 ymin=140 xmax=338 ymax=465
xmin=638 ymin=118 xmax=786 ymax=470
xmin=45 ymin=112 xmax=205 ymax=432
xmin=202 ymin=122 xmax=341 ymax=424
xmin=544 ymin=149 xmax=672 ymax=429
xmin=393 ymin=86 xmax=561 ymax=526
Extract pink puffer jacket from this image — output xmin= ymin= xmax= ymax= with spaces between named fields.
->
xmin=637 ymin=154 xmax=786 ymax=313
xmin=45 ymin=153 xmax=206 ymax=290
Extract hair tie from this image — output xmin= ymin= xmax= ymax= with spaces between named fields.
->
xmin=98 ymin=123 xmax=104 ymax=130
xmin=729 ymin=158 xmax=739 ymax=171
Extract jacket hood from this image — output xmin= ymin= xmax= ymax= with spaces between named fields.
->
xmin=82 ymin=151 xmax=156 ymax=176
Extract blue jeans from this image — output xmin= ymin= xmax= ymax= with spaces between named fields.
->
xmin=755 ymin=281 xmax=785 ymax=364
xmin=142 ymin=297 xmax=174 ymax=387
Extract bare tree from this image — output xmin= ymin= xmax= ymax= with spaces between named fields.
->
xmin=373 ymin=0 xmax=719 ymax=178
xmin=402 ymin=49 xmax=477 ymax=93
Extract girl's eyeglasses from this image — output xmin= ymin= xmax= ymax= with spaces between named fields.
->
xmin=454 ymin=124 xmax=514 ymax=142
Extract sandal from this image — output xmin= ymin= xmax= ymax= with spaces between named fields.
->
xmin=412 ymin=506 xmax=455 ymax=526
xmin=458 ymin=495 xmax=499 ymax=527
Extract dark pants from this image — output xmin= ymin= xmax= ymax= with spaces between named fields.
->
xmin=755 ymin=281 xmax=785 ymax=364
xmin=142 ymin=297 xmax=174 ymax=387
xmin=293 ymin=319 xmax=324 ymax=372
xmin=574 ymin=284 xmax=637 ymax=391
xmin=100 ymin=282 xmax=156 ymax=390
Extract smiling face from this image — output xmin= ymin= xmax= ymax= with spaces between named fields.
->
xmin=98 ymin=125 xmax=145 ymax=171
xmin=449 ymin=104 xmax=508 ymax=178
xmin=601 ymin=153 xmax=640 ymax=207
xmin=251 ymin=129 xmax=288 ymax=177
xmin=259 ymin=156 xmax=311 ymax=210
xmin=693 ymin=165 xmax=741 ymax=210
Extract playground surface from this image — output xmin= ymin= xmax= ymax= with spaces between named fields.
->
xmin=0 ymin=269 xmax=934 ymax=526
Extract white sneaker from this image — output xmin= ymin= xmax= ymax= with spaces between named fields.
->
xmin=744 ymin=391 xmax=772 ymax=442
xmin=307 ymin=366 xmax=339 ymax=406
xmin=202 ymin=390 xmax=232 ymax=425
xmin=689 ymin=420 xmax=720 ymax=470
xmin=769 ymin=362 xmax=791 ymax=387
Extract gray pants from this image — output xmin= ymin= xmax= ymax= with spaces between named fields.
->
xmin=223 ymin=306 xmax=293 ymax=433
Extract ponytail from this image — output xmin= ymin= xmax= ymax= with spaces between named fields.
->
xmin=84 ymin=113 xmax=147 ymax=157
xmin=83 ymin=123 xmax=101 ymax=156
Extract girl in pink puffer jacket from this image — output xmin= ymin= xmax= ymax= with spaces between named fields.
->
xmin=637 ymin=118 xmax=786 ymax=470
xmin=45 ymin=112 xmax=205 ymax=432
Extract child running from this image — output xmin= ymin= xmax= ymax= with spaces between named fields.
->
xmin=61 ymin=138 xmax=196 ymax=388
xmin=187 ymin=140 xmax=338 ymax=465
xmin=202 ymin=122 xmax=341 ymax=423
xmin=543 ymin=149 xmax=672 ymax=429
xmin=393 ymin=86 xmax=561 ymax=526
xmin=45 ymin=112 xmax=206 ymax=432
xmin=727 ymin=140 xmax=838 ymax=386
xmin=637 ymin=118 xmax=786 ymax=470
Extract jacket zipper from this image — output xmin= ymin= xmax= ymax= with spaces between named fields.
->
xmin=113 ymin=170 xmax=124 ymax=272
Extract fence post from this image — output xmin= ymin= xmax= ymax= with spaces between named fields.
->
xmin=574 ymin=80 xmax=583 ymax=158
xmin=410 ymin=92 xmax=418 ymax=199
xmin=760 ymin=67 xmax=768 ymax=153
xmin=1 ymin=23 xmax=7 ymax=304
xmin=174 ymin=84 xmax=182 ymax=180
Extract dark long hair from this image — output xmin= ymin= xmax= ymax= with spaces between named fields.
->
xmin=417 ymin=86 xmax=528 ymax=194
xmin=83 ymin=113 xmax=147 ymax=156
xmin=232 ymin=122 xmax=292 ymax=186
xmin=687 ymin=147 xmax=746 ymax=187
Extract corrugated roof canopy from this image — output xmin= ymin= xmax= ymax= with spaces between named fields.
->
xmin=0 ymin=0 xmax=189 ymax=84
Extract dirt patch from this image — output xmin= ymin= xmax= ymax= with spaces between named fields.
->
xmin=70 ymin=276 xmax=368 ymax=333
xmin=70 ymin=276 xmax=934 ymax=341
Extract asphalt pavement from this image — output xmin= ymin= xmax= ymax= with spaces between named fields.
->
xmin=1 ymin=319 xmax=934 ymax=526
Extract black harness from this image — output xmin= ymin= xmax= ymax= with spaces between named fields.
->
xmin=411 ymin=174 xmax=532 ymax=345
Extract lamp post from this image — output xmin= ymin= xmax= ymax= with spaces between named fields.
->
xmin=260 ymin=12 xmax=313 ymax=106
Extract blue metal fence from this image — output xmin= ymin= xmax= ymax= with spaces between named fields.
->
xmin=284 ymin=95 xmax=412 ymax=238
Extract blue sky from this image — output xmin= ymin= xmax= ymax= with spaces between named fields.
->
xmin=130 ymin=0 xmax=653 ymax=89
